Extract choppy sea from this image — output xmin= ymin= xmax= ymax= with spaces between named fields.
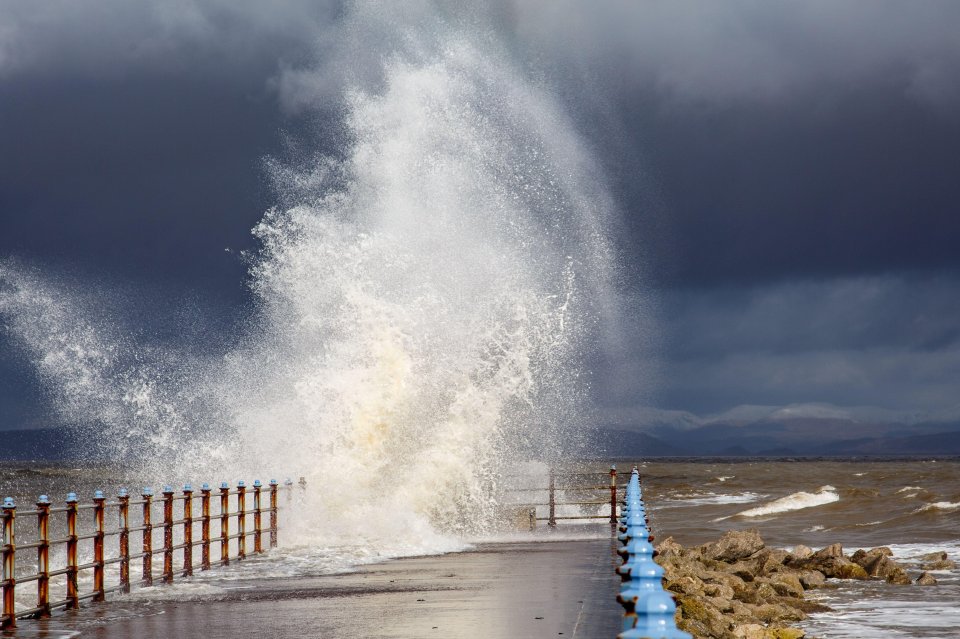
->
xmin=2 ymin=458 xmax=958 ymax=637
xmin=634 ymin=458 xmax=960 ymax=638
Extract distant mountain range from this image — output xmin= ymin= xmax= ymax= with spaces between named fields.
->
xmin=596 ymin=402 xmax=960 ymax=457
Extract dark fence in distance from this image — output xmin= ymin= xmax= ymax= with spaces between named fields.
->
xmin=506 ymin=465 xmax=626 ymax=527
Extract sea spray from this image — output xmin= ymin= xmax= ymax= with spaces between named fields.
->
xmin=0 ymin=9 xmax=627 ymax=554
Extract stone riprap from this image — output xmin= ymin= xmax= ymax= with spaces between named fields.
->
xmin=655 ymin=529 xmax=950 ymax=639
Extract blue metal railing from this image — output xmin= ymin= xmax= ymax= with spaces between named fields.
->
xmin=614 ymin=467 xmax=691 ymax=639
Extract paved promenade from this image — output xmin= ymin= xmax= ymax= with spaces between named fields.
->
xmin=20 ymin=537 xmax=623 ymax=639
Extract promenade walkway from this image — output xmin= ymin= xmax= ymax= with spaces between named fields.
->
xmin=24 ymin=537 xmax=623 ymax=638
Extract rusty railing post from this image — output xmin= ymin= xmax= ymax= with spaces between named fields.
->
xmin=609 ymin=464 xmax=618 ymax=525
xmin=36 ymin=495 xmax=51 ymax=617
xmin=236 ymin=481 xmax=246 ymax=560
xmin=162 ymin=486 xmax=174 ymax=584
xmin=200 ymin=484 xmax=211 ymax=570
xmin=141 ymin=487 xmax=153 ymax=587
xmin=1 ymin=497 xmax=16 ymax=629
xmin=182 ymin=484 xmax=193 ymax=577
xmin=92 ymin=490 xmax=106 ymax=601
xmin=284 ymin=478 xmax=293 ymax=509
xmin=219 ymin=482 xmax=230 ymax=566
xmin=117 ymin=488 xmax=130 ymax=594
xmin=65 ymin=492 xmax=78 ymax=609
xmin=253 ymin=480 xmax=262 ymax=554
xmin=548 ymin=469 xmax=557 ymax=527
xmin=268 ymin=479 xmax=278 ymax=549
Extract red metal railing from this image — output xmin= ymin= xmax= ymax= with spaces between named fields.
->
xmin=1 ymin=479 xmax=291 ymax=629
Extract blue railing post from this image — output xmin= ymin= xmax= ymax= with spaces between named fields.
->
xmin=614 ymin=467 xmax=691 ymax=639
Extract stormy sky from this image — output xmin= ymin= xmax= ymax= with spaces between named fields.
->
xmin=2 ymin=0 xmax=960 ymax=429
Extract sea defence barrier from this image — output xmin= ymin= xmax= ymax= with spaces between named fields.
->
xmin=615 ymin=468 xmax=692 ymax=639
xmin=1 ymin=479 xmax=293 ymax=629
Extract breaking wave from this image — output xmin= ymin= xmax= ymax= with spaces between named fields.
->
xmin=0 ymin=3 xmax=631 ymax=556
xmin=720 ymin=486 xmax=840 ymax=520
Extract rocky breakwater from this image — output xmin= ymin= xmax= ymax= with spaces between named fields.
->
xmin=654 ymin=530 xmax=954 ymax=639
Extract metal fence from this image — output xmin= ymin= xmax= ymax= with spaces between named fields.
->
xmin=505 ymin=465 xmax=627 ymax=527
xmin=1 ymin=478 xmax=293 ymax=629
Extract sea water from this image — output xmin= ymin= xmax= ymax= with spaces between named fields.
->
xmin=638 ymin=458 xmax=960 ymax=638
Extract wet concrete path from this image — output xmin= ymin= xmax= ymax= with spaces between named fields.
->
xmin=8 ymin=538 xmax=623 ymax=639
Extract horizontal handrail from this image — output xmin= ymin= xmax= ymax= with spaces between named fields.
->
xmin=508 ymin=466 xmax=621 ymax=529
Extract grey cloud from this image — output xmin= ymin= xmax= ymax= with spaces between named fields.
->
xmin=508 ymin=0 xmax=960 ymax=110
xmin=0 ymin=0 xmax=336 ymax=79
xmin=653 ymin=274 xmax=960 ymax=412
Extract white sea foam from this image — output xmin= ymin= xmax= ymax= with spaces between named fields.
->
xmin=722 ymin=486 xmax=839 ymax=519
xmin=716 ymin=476 xmax=735 ymax=482
xmin=0 ymin=5 xmax=631 ymax=566
xmin=897 ymin=486 xmax=924 ymax=493
xmin=664 ymin=492 xmax=763 ymax=507
xmin=915 ymin=501 xmax=960 ymax=513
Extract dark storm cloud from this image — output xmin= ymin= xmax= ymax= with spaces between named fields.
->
xmin=599 ymin=274 xmax=960 ymax=414
xmin=2 ymin=1 xmax=960 ymax=423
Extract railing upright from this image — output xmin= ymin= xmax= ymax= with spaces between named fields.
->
xmin=142 ymin=488 xmax=153 ymax=586
xmin=200 ymin=484 xmax=211 ymax=570
xmin=237 ymin=481 xmax=246 ymax=560
xmin=1 ymin=497 xmax=16 ymax=629
xmin=219 ymin=482 xmax=229 ymax=566
xmin=609 ymin=465 xmax=618 ymax=525
xmin=117 ymin=488 xmax=130 ymax=593
xmin=162 ymin=486 xmax=174 ymax=584
xmin=65 ymin=493 xmax=79 ymax=609
xmin=253 ymin=480 xmax=263 ymax=554
xmin=36 ymin=495 xmax=51 ymax=616
xmin=182 ymin=484 xmax=193 ymax=577
xmin=548 ymin=469 xmax=557 ymax=527
xmin=269 ymin=479 xmax=278 ymax=549
xmin=93 ymin=490 xmax=106 ymax=601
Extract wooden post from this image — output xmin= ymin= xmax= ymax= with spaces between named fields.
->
xmin=117 ymin=489 xmax=130 ymax=594
xmin=252 ymin=480 xmax=262 ymax=554
xmin=92 ymin=490 xmax=106 ymax=601
xmin=141 ymin=488 xmax=153 ymax=587
xmin=1 ymin=497 xmax=16 ymax=629
xmin=36 ymin=495 xmax=51 ymax=616
xmin=200 ymin=484 xmax=211 ymax=570
xmin=268 ymin=479 xmax=278 ymax=549
xmin=219 ymin=482 xmax=230 ymax=566
xmin=65 ymin=493 xmax=78 ymax=609
xmin=182 ymin=485 xmax=193 ymax=577
xmin=162 ymin=487 xmax=174 ymax=584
